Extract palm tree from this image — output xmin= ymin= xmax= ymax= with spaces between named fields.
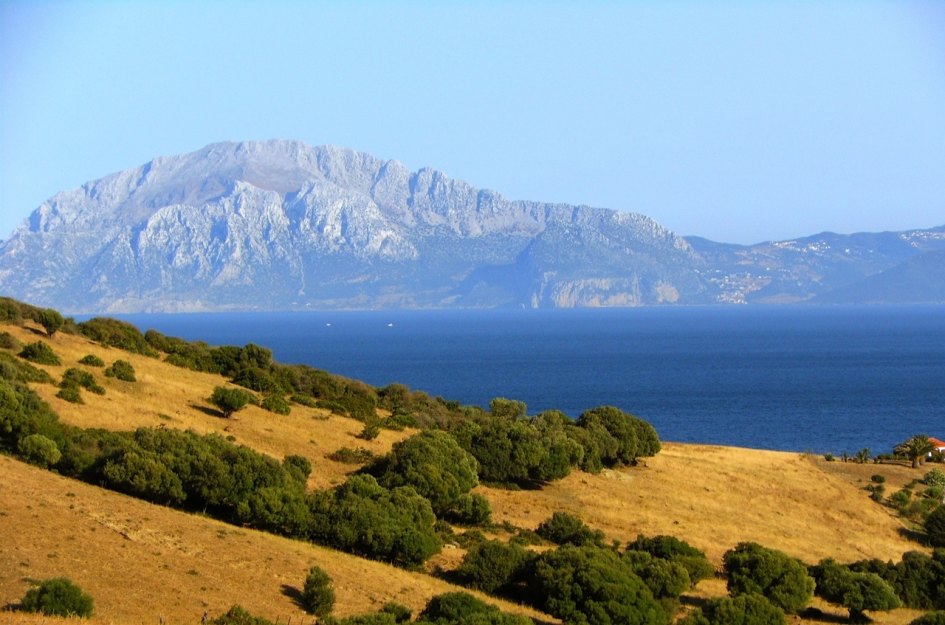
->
xmin=894 ymin=435 xmax=935 ymax=469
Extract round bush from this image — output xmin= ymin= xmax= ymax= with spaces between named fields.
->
xmin=911 ymin=612 xmax=945 ymax=625
xmin=723 ymin=542 xmax=814 ymax=614
xmin=104 ymin=359 xmax=136 ymax=382
xmin=18 ymin=341 xmax=61 ymax=365
xmin=18 ymin=433 xmax=62 ymax=467
xmin=20 ymin=577 xmax=93 ymax=617
xmin=300 ymin=565 xmax=335 ymax=616
xmin=78 ymin=354 xmax=105 ymax=367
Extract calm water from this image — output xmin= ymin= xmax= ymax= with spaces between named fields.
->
xmin=113 ymin=306 xmax=945 ymax=455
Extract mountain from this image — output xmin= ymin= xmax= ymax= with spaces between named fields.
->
xmin=0 ymin=140 xmax=708 ymax=312
xmin=0 ymin=139 xmax=942 ymax=312
xmin=689 ymin=227 xmax=945 ymax=304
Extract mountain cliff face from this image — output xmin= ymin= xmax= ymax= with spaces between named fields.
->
xmin=2 ymin=140 xmax=942 ymax=312
xmin=0 ymin=141 xmax=708 ymax=312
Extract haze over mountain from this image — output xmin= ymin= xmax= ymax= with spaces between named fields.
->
xmin=0 ymin=140 xmax=942 ymax=313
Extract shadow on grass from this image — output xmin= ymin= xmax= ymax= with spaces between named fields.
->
xmin=190 ymin=403 xmax=227 ymax=419
xmin=280 ymin=584 xmax=304 ymax=610
xmin=798 ymin=607 xmax=851 ymax=624
xmin=897 ymin=526 xmax=928 ymax=544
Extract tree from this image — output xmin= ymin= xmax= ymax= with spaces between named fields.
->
xmin=723 ymin=542 xmax=814 ymax=614
xmin=810 ymin=558 xmax=900 ymax=622
xmin=536 ymin=511 xmax=605 ymax=547
xmin=374 ymin=430 xmax=479 ymax=516
xmin=910 ymin=613 xmax=945 ymax=625
xmin=19 ymin=577 xmax=93 ymax=617
xmin=490 ymin=397 xmax=527 ymax=420
xmin=896 ymin=435 xmax=936 ymax=469
xmin=39 ymin=308 xmax=65 ymax=337
xmin=18 ymin=340 xmax=61 ymax=365
xmin=457 ymin=540 xmax=534 ymax=593
xmin=625 ymin=534 xmax=715 ymax=587
xmin=678 ymin=593 xmax=785 ymax=625
xmin=300 ymin=565 xmax=335 ymax=616
xmin=417 ymin=592 xmax=533 ymax=625
xmin=523 ymin=545 xmax=669 ymax=625
xmin=926 ymin=505 xmax=945 ymax=548
xmin=18 ymin=433 xmax=62 ymax=467
xmin=209 ymin=386 xmax=254 ymax=418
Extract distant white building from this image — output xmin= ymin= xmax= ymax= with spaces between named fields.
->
xmin=929 ymin=437 xmax=945 ymax=457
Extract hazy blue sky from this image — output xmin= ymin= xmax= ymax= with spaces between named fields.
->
xmin=2 ymin=1 xmax=943 ymax=244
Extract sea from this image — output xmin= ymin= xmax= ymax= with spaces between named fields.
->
xmin=111 ymin=305 xmax=945 ymax=456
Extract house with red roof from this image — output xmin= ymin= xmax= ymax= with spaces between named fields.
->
xmin=930 ymin=437 xmax=945 ymax=455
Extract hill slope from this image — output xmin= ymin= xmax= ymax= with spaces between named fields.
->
xmin=0 ymin=320 xmax=932 ymax=625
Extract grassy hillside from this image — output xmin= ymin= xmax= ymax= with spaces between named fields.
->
xmin=0 ymin=318 xmax=936 ymax=625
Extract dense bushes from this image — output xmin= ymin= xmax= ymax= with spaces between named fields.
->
xmin=536 ymin=511 xmax=604 ymax=547
xmin=810 ymin=558 xmax=900 ymax=621
xmin=456 ymin=540 xmax=534 ymax=594
xmin=371 ymin=430 xmax=482 ymax=520
xmin=626 ymin=534 xmax=715 ymax=587
xmin=523 ymin=545 xmax=670 ymax=625
xmin=19 ymin=340 xmax=61 ymax=365
xmin=849 ymin=550 xmax=945 ymax=611
xmin=19 ymin=577 xmax=93 ymax=617
xmin=678 ymin=594 xmax=785 ymax=625
xmin=104 ymin=359 xmax=136 ymax=382
xmin=210 ymin=386 xmax=254 ymax=418
xmin=309 ymin=474 xmax=440 ymax=567
xmin=417 ymin=592 xmax=533 ymax=625
xmin=911 ymin=613 xmax=945 ymax=625
xmin=723 ymin=542 xmax=814 ymax=614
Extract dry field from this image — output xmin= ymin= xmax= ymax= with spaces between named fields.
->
xmin=0 ymin=321 xmax=936 ymax=625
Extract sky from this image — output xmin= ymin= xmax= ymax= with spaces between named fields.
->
xmin=1 ymin=1 xmax=944 ymax=245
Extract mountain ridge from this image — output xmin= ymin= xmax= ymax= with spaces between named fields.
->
xmin=1 ymin=140 xmax=942 ymax=312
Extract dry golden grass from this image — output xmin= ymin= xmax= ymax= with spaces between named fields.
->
xmin=0 ymin=321 xmax=938 ymax=625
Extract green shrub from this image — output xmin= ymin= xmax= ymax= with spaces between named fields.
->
xmin=327 ymin=447 xmax=375 ymax=464
xmin=357 ymin=419 xmax=382 ymax=441
xmin=321 ymin=614 xmax=397 ymax=625
xmin=810 ymin=558 xmax=900 ymax=621
xmin=622 ymin=550 xmax=691 ymax=601
xmin=209 ymin=386 xmax=254 ymax=418
xmin=924 ymin=469 xmax=945 ymax=489
xmin=0 ymin=331 xmax=21 ymax=350
xmin=372 ymin=430 xmax=479 ymax=516
xmin=911 ymin=612 xmax=945 ymax=625
xmin=418 ymin=592 xmax=533 ymax=625
xmin=536 ymin=511 xmax=605 ymax=547
xmin=871 ymin=474 xmax=887 ymax=484
xmin=678 ymin=593 xmax=785 ymax=625
xmin=209 ymin=605 xmax=276 ymax=625
xmin=78 ymin=317 xmax=157 ymax=356
xmin=456 ymin=540 xmax=534 ymax=593
xmin=19 ymin=577 xmax=93 ymax=617
xmin=19 ymin=341 xmax=60 ymax=365
xmin=926 ymin=506 xmax=945 ymax=548
xmin=309 ymin=474 xmax=440 ymax=567
xmin=18 ymin=433 xmax=62 ymax=467
xmin=626 ymin=534 xmax=715 ymax=586
xmin=261 ymin=393 xmax=291 ymax=415
xmin=56 ymin=385 xmax=84 ymax=404
xmin=523 ymin=545 xmax=668 ymax=625
xmin=104 ymin=359 xmax=136 ymax=382
xmin=445 ymin=492 xmax=492 ymax=526
xmin=723 ymin=542 xmax=814 ymax=614
xmin=79 ymin=354 xmax=105 ymax=367
xmin=62 ymin=368 xmax=105 ymax=394
xmin=0 ymin=351 xmax=55 ymax=383
xmin=300 ymin=565 xmax=335 ymax=616
xmin=39 ymin=308 xmax=65 ymax=337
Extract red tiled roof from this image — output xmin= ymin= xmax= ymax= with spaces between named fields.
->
xmin=930 ymin=437 xmax=945 ymax=449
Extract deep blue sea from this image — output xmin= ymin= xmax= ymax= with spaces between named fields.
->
xmin=112 ymin=306 xmax=945 ymax=455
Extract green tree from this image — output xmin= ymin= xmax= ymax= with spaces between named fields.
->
xmin=457 ymin=540 xmax=534 ymax=593
xmin=625 ymin=534 xmax=715 ymax=587
xmin=678 ymin=593 xmax=785 ymax=625
xmin=723 ymin=542 xmax=814 ymax=614
xmin=210 ymin=606 xmax=276 ymax=625
xmin=417 ymin=592 xmax=533 ymax=625
xmin=810 ymin=558 xmax=900 ymax=622
xmin=374 ymin=430 xmax=479 ymax=516
xmin=209 ymin=386 xmax=254 ymax=418
xmin=39 ymin=308 xmax=65 ymax=337
xmin=926 ymin=506 xmax=945 ymax=548
xmin=896 ymin=435 xmax=937 ymax=469
xmin=19 ymin=577 xmax=93 ymax=617
xmin=523 ymin=545 xmax=669 ymax=625
xmin=910 ymin=613 xmax=945 ymax=625
xmin=536 ymin=511 xmax=605 ymax=547
xmin=490 ymin=397 xmax=527 ymax=420
xmin=18 ymin=433 xmax=62 ymax=467
xmin=300 ymin=565 xmax=335 ymax=616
